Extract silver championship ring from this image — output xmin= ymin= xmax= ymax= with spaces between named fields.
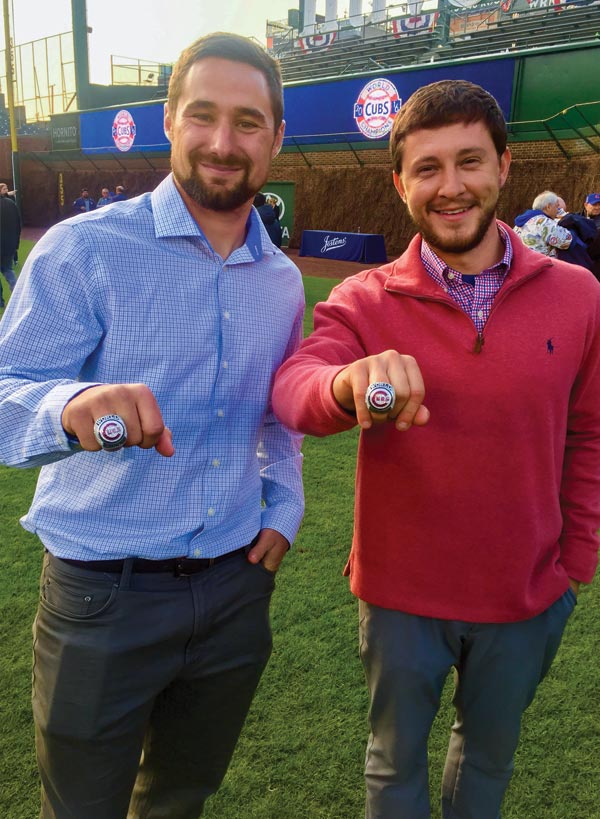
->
xmin=93 ymin=414 xmax=128 ymax=452
xmin=365 ymin=382 xmax=396 ymax=414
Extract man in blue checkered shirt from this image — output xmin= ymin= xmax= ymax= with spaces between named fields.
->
xmin=0 ymin=33 xmax=304 ymax=818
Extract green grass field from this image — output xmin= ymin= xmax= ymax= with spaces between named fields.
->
xmin=0 ymin=252 xmax=599 ymax=817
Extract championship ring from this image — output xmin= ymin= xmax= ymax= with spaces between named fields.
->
xmin=365 ymin=382 xmax=396 ymax=414
xmin=93 ymin=414 xmax=128 ymax=451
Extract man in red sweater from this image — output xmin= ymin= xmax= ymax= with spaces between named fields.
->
xmin=273 ymin=81 xmax=600 ymax=818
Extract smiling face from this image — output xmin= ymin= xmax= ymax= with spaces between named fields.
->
xmin=393 ymin=120 xmax=511 ymax=270
xmin=164 ymin=57 xmax=284 ymax=214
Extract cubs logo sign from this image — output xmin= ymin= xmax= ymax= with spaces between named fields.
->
xmin=353 ymin=79 xmax=401 ymax=140
xmin=112 ymin=110 xmax=136 ymax=152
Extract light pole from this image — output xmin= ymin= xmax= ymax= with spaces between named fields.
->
xmin=2 ymin=0 xmax=20 ymax=212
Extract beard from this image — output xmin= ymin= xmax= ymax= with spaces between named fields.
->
xmin=410 ymin=196 xmax=498 ymax=256
xmin=174 ymin=149 xmax=264 ymax=212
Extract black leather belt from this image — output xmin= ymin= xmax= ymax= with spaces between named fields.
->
xmin=57 ymin=546 xmax=248 ymax=576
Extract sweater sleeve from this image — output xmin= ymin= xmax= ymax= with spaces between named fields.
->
xmin=273 ymin=279 xmax=371 ymax=437
xmin=559 ymin=290 xmax=600 ymax=583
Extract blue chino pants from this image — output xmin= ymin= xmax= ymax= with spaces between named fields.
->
xmin=359 ymin=589 xmax=577 ymax=819
xmin=33 ymin=549 xmax=275 ymax=819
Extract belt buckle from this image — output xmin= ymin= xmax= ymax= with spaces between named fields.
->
xmin=174 ymin=558 xmax=192 ymax=577
xmin=173 ymin=556 xmax=215 ymax=576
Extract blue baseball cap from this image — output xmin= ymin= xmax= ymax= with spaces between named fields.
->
xmin=586 ymin=193 xmax=600 ymax=205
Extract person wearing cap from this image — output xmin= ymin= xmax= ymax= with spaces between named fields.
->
xmin=582 ymin=193 xmax=600 ymax=278
xmin=72 ymin=187 xmax=96 ymax=213
xmin=513 ymin=190 xmax=572 ymax=256
xmin=583 ymin=192 xmax=600 ymax=229
xmin=273 ymin=80 xmax=600 ymax=819
xmin=552 ymin=197 xmax=599 ymax=276
xmin=0 ymin=33 xmax=303 ymax=818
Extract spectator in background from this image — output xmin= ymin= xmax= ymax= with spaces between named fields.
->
xmin=266 ymin=193 xmax=281 ymax=218
xmin=0 ymin=182 xmax=16 ymax=201
xmin=553 ymin=198 xmax=598 ymax=276
xmin=112 ymin=185 xmax=127 ymax=202
xmin=96 ymin=187 xmax=113 ymax=208
xmin=253 ymin=192 xmax=282 ymax=248
xmin=73 ymin=187 xmax=96 ymax=214
xmin=0 ymin=194 xmax=20 ymax=308
xmin=581 ymin=193 xmax=600 ymax=279
xmin=583 ymin=192 xmax=600 ymax=228
xmin=513 ymin=190 xmax=572 ymax=256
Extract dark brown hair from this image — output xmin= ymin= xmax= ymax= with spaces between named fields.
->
xmin=390 ymin=80 xmax=507 ymax=173
xmin=167 ymin=32 xmax=284 ymax=131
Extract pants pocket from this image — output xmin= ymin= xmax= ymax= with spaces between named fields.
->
xmin=40 ymin=557 xmax=118 ymax=621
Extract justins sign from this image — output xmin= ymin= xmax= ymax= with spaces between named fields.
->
xmin=354 ymin=79 xmax=401 ymax=140
xmin=112 ymin=110 xmax=137 ymax=152
xmin=321 ymin=235 xmax=347 ymax=253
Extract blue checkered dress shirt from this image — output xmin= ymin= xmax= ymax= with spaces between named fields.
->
xmin=0 ymin=174 xmax=305 ymax=560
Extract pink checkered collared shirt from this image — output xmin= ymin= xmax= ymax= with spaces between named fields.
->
xmin=420 ymin=224 xmax=513 ymax=334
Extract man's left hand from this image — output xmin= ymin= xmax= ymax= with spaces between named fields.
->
xmin=568 ymin=577 xmax=580 ymax=596
xmin=246 ymin=528 xmax=290 ymax=574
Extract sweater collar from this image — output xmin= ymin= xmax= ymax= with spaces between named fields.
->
xmin=384 ymin=221 xmax=552 ymax=296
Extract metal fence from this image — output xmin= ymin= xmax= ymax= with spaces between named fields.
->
xmin=0 ymin=30 xmax=76 ymax=123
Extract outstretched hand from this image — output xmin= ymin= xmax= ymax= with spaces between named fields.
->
xmin=61 ymin=383 xmax=174 ymax=457
xmin=332 ymin=349 xmax=430 ymax=431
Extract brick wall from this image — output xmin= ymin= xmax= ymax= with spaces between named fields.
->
xmin=9 ymin=138 xmax=600 ymax=255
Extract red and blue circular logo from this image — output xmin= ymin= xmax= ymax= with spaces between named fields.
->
xmin=365 ymin=382 xmax=395 ymax=413
xmin=112 ymin=110 xmax=137 ymax=152
xmin=354 ymin=79 xmax=401 ymax=140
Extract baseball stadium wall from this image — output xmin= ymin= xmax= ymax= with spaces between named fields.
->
xmin=8 ymin=41 xmax=600 ymax=256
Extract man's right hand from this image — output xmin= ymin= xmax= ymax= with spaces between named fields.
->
xmin=61 ymin=383 xmax=175 ymax=457
xmin=332 ymin=350 xmax=429 ymax=432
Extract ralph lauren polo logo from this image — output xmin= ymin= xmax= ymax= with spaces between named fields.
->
xmin=547 ymin=338 xmax=555 ymax=355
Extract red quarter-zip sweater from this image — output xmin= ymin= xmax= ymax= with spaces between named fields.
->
xmin=273 ymin=226 xmax=600 ymax=622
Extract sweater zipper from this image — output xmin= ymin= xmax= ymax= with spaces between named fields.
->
xmin=475 ymin=266 xmax=549 ymax=353
xmin=384 ymin=263 xmax=551 ymax=355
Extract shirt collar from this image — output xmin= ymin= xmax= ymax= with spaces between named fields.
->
xmin=150 ymin=173 xmax=265 ymax=262
xmin=421 ymin=223 xmax=513 ymax=283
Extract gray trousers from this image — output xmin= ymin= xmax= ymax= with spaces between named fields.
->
xmin=33 ymin=549 xmax=275 ymax=818
xmin=359 ymin=589 xmax=577 ymax=819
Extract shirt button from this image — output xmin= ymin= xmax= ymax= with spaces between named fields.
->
xmin=448 ymin=272 xmax=455 ymax=280
xmin=212 ymin=459 xmax=220 ymax=467
xmin=217 ymin=409 xmax=224 ymax=417
xmin=477 ymin=310 xmax=484 ymax=318
xmin=222 ymin=361 xmax=228 ymax=369
xmin=223 ymin=311 xmax=230 ymax=320
xmin=207 ymin=508 xmax=215 ymax=516
xmin=193 ymin=548 xmax=201 ymax=557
